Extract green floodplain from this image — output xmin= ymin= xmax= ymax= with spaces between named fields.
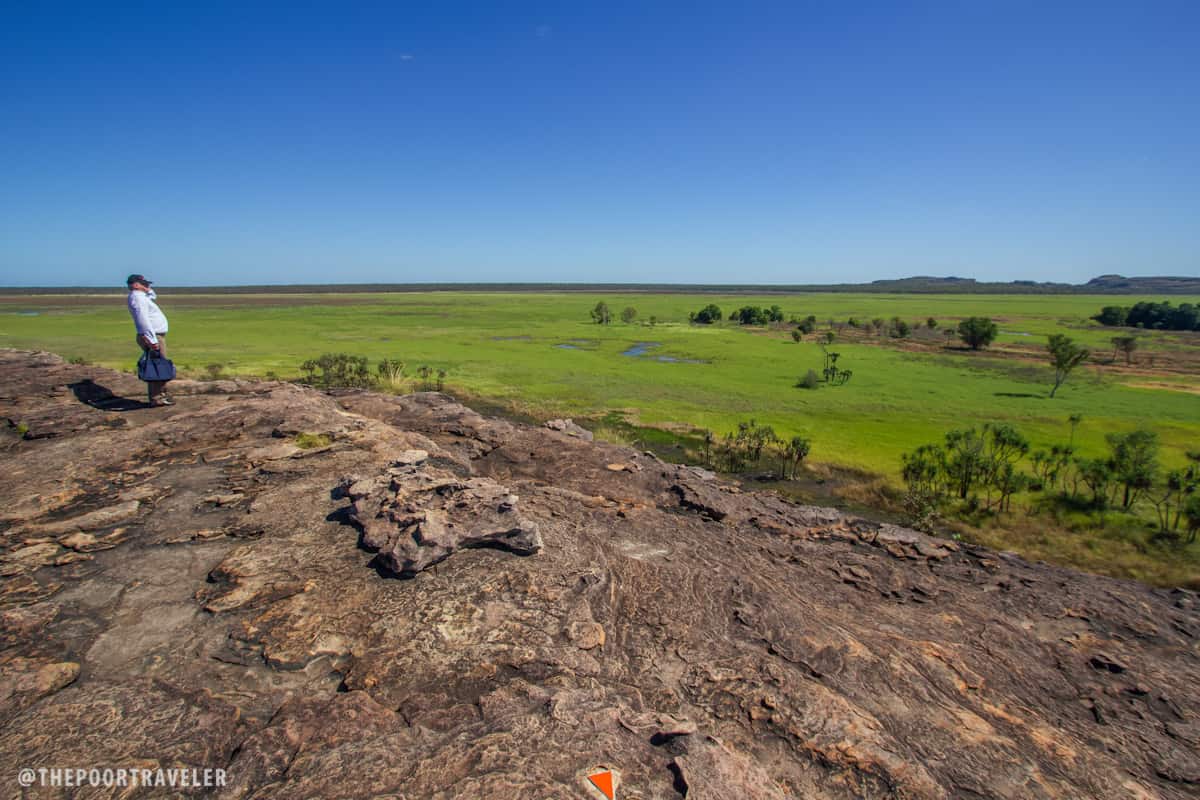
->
xmin=3 ymin=290 xmax=1199 ymax=585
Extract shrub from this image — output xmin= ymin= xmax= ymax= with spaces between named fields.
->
xmin=797 ymin=369 xmax=820 ymax=389
xmin=377 ymin=358 xmax=406 ymax=390
xmin=299 ymin=353 xmax=372 ymax=388
xmin=957 ymin=317 xmax=998 ymax=350
xmin=294 ymin=432 xmax=333 ymax=449
xmin=782 ymin=435 xmax=811 ymax=479
xmin=590 ymin=301 xmax=611 ymax=325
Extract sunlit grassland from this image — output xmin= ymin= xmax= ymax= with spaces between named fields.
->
xmin=3 ymin=291 xmax=1196 ymax=478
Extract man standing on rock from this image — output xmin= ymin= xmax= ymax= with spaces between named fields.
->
xmin=126 ymin=273 xmax=173 ymax=406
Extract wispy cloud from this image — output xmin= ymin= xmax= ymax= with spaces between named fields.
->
xmin=399 ymin=53 xmax=414 ymax=61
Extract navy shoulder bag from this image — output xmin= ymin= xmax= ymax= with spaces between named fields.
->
xmin=137 ymin=351 xmax=177 ymax=382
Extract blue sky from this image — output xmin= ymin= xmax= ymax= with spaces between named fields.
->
xmin=1 ymin=1 xmax=1197 ymax=287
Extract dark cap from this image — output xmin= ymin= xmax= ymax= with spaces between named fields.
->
xmin=125 ymin=274 xmax=153 ymax=287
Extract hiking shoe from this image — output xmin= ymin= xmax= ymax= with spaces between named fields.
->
xmin=153 ymin=397 xmax=174 ymax=407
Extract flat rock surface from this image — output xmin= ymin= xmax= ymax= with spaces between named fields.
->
xmin=1 ymin=349 xmax=1198 ymax=799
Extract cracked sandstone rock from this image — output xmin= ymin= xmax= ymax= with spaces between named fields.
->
xmin=344 ymin=465 xmax=543 ymax=576
xmin=0 ymin=349 xmax=1197 ymax=800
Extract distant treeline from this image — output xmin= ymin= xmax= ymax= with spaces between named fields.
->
xmin=3 ymin=274 xmax=1199 ymax=296
xmin=1093 ymin=301 xmax=1200 ymax=331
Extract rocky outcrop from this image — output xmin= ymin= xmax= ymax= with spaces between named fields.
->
xmin=0 ymin=349 xmax=1197 ymax=799
xmin=343 ymin=464 xmax=543 ymax=577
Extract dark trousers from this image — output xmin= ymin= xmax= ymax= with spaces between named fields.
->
xmin=137 ymin=333 xmax=170 ymax=402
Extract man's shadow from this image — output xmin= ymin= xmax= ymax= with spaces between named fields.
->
xmin=69 ymin=379 xmax=147 ymax=411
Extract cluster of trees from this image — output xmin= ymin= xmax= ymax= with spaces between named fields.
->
xmin=300 ymin=353 xmax=445 ymax=391
xmin=732 ymin=305 xmax=785 ymax=325
xmin=901 ymin=420 xmax=1200 ymax=541
xmin=701 ymin=419 xmax=811 ymax=479
xmin=690 ymin=303 xmax=723 ymax=324
xmin=792 ymin=315 xmax=819 ymax=334
xmin=1093 ymin=301 xmax=1200 ymax=331
xmin=798 ymin=345 xmax=852 ymax=388
xmin=589 ymin=302 xmax=651 ymax=325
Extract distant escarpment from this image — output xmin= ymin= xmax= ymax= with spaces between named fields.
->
xmin=4 ymin=273 xmax=1200 ymax=295
xmin=1 ymin=349 xmax=1197 ymax=798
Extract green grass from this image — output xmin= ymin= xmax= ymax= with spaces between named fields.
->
xmin=3 ymin=290 xmax=1199 ymax=585
xmin=3 ymin=291 xmax=1197 ymax=477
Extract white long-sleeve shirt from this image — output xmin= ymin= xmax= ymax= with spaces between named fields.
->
xmin=127 ymin=289 xmax=169 ymax=344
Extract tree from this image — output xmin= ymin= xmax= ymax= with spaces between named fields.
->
xmin=943 ymin=427 xmax=987 ymax=501
xmin=1185 ymin=494 xmax=1200 ymax=544
xmin=1046 ymin=334 xmax=1089 ymax=397
xmin=1105 ymin=429 xmax=1158 ymax=509
xmin=1092 ymin=301 xmax=1200 ymax=332
xmin=693 ymin=304 xmax=722 ymax=324
xmin=902 ymin=444 xmax=946 ymax=498
xmin=1151 ymin=466 xmax=1200 ymax=536
xmin=377 ymin=358 xmax=406 ymax=390
xmin=1075 ymin=457 xmax=1114 ymax=509
xmin=648 ymin=315 xmax=657 ymax=327
xmin=901 ymin=443 xmax=948 ymax=532
xmin=957 ymin=317 xmax=998 ymax=350
xmin=782 ymin=435 xmax=811 ymax=479
xmin=791 ymin=330 xmax=802 ymax=343
xmin=768 ymin=305 xmax=785 ymax=323
xmin=1092 ymin=305 xmax=1127 ymax=326
xmin=719 ymin=419 xmax=779 ymax=473
xmin=590 ymin=301 xmax=611 ymax=325
xmin=926 ymin=317 xmax=938 ymax=329
xmin=1031 ymin=444 xmax=1073 ymax=492
xmin=890 ymin=317 xmax=910 ymax=338
xmin=620 ymin=306 xmax=638 ymax=324
xmin=1111 ymin=335 xmax=1137 ymax=365
xmin=820 ymin=348 xmax=840 ymax=382
xmin=734 ymin=306 xmax=772 ymax=325
xmin=980 ymin=423 xmax=1030 ymax=511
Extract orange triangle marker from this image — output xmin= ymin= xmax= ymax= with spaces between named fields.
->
xmin=587 ymin=769 xmax=615 ymax=800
